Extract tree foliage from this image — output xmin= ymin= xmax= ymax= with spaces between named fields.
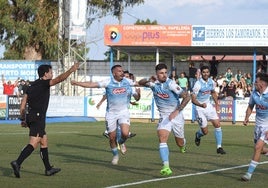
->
xmin=0 ymin=0 xmax=144 ymax=60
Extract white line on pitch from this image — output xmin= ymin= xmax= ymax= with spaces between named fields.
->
xmin=105 ymin=161 xmax=268 ymax=188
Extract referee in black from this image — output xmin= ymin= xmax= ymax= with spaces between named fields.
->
xmin=11 ymin=62 xmax=79 ymax=178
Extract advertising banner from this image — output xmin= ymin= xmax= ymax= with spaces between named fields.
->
xmin=7 ymin=95 xmax=23 ymax=120
xmin=235 ymin=98 xmax=255 ymax=121
xmin=0 ymin=95 xmax=7 ymax=119
xmin=192 ymin=25 xmax=268 ymax=46
xmin=47 ymin=96 xmax=84 ymax=117
xmin=217 ymin=98 xmax=234 ymax=121
xmin=104 ymin=25 xmax=192 ymax=46
xmin=0 ymin=60 xmax=50 ymax=81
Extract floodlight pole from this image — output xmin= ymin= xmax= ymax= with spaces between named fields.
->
xmin=156 ymin=48 xmax=159 ymax=65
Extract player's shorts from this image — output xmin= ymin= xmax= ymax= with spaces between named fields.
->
xmin=105 ymin=110 xmax=130 ymax=133
xmin=157 ymin=112 xmax=185 ymax=138
xmin=254 ymin=125 xmax=268 ymax=144
xmin=28 ymin=119 xmax=46 ymax=137
xmin=26 ymin=112 xmax=46 ymax=137
xmin=195 ymin=103 xmax=218 ymax=128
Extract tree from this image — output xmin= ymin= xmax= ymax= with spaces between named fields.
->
xmin=0 ymin=0 xmax=144 ymax=60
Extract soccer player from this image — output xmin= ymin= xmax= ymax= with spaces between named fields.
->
xmin=10 ymin=62 xmax=79 ymax=178
xmin=138 ymin=63 xmax=190 ymax=176
xmin=97 ymin=70 xmax=138 ymax=141
xmin=191 ymin=65 xmax=226 ymax=154
xmin=241 ymin=72 xmax=268 ymax=181
xmin=71 ymin=65 xmax=140 ymax=165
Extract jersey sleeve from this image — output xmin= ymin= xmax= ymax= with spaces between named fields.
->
xmin=169 ymin=80 xmax=183 ymax=95
xmin=98 ymin=78 xmax=111 ymax=88
xmin=192 ymin=81 xmax=201 ymax=95
xmin=248 ymin=91 xmax=255 ymax=106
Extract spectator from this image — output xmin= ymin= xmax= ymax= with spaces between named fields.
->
xmin=224 ymin=81 xmax=236 ymax=99
xmin=178 ymin=72 xmax=188 ymax=91
xmin=1 ymin=74 xmax=19 ymax=95
xmin=257 ymin=64 xmax=263 ymax=73
xmin=244 ymin=84 xmax=253 ymax=98
xmin=218 ymin=80 xmax=228 ymax=99
xmin=245 ymin=73 xmax=252 ymax=85
xmin=169 ymin=67 xmax=178 ymax=82
xmin=235 ymin=81 xmax=245 ymax=100
xmin=13 ymin=83 xmax=20 ymax=97
xmin=240 ymin=76 xmax=247 ymax=89
xmin=235 ymin=70 xmax=243 ymax=82
xmin=224 ymin=67 xmax=233 ymax=84
xmin=18 ymin=79 xmax=29 ymax=95
xmin=257 ymin=55 xmax=267 ymax=73
xmin=201 ymin=55 xmax=225 ymax=79
xmin=214 ymin=81 xmax=220 ymax=96
xmin=188 ymin=62 xmax=197 ymax=92
xmin=195 ymin=62 xmax=203 ymax=80
xmin=216 ymin=73 xmax=225 ymax=87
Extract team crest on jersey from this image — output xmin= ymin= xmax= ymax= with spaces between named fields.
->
xmin=113 ymin=88 xmax=126 ymax=94
xmin=256 ymin=104 xmax=267 ymax=110
xmin=202 ymin=90 xmax=211 ymax=95
xmin=156 ymin=93 xmax=169 ymax=99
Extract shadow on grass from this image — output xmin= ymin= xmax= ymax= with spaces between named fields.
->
xmin=52 ymin=143 xmax=159 ymax=178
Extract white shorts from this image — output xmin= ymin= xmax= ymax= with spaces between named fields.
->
xmin=105 ymin=110 xmax=130 ymax=133
xmin=254 ymin=125 xmax=268 ymax=144
xmin=195 ymin=103 xmax=218 ymax=128
xmin=157 ymin=112 xmax=185 ymax=138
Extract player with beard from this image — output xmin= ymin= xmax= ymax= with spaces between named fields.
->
xmin=191 ymin=65 xmax=226 ymax=155
xmin=138 ymin=63 xmax=190 ymax=176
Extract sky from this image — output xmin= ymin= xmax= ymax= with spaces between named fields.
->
xmin=1 ymin=0 xmax=268 ymax=60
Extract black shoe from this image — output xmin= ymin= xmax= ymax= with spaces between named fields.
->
xmin=128 ymin=133 xmax=136 ymax=138
xmin=10 ymin=160 xmax=20 ymax=178
xmin=102 ymin=132 xmax=109 ymax=139
xmin=45 ymin=167 xmax=61 ymax=176
xmin=195 ymin=132 xmax=201 ymax=146
xmin=217 ymin=147 xmax=226 ymax=154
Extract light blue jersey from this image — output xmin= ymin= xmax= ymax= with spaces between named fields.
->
xmin=149 ymin=78 xmax=183 ymax=116
xmin=192 ymin=77 xmax=215 ymax=103
xmin=98 ymin=77 xmax=135 ymax=113
xmin=249 ymin=88 xmax=268 ymax=126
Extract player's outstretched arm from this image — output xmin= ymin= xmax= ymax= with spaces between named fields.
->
xmin=71 ymin=80 xmax=99 ymax=88
xmin=50 ymin=62 xmax=79 ymax=86
xmin=138 ymin=76 xmax=156 ymax=86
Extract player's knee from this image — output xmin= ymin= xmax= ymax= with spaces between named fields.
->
xmin=202 ymin=129 xmax=208 ymax=135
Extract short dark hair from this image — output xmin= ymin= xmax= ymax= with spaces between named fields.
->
xmin=111 ymin=65 xmax=122 ymax=72
xmin=200 ymin=65 xmax=210 ymax=72
xmin=256 ymin=72 xmax=268 ymax=83
xmin=155 ymin=63 xmax=167 ymax=72
xmin=38 ymin=64 xmax=52 ymax=78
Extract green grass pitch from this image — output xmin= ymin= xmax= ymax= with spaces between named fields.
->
xmin=0 ymin=121 xmax=267 ymax=188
